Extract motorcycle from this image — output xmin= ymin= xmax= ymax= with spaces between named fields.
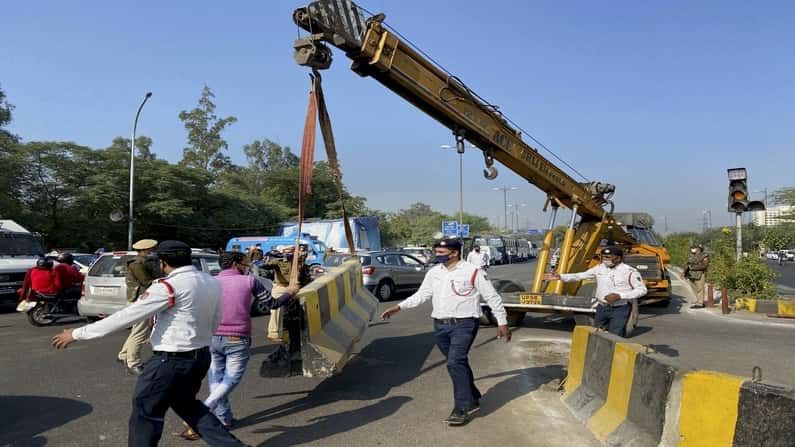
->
xmin=24 ymin=289 xmax=81 ymax=326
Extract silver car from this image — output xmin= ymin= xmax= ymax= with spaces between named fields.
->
xmin=323 ymin=251 xmax=429 ymax=301
xmin=78 ymin=251 xmax=272 ymax=318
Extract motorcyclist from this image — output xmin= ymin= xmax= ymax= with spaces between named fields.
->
xmin=27 ymin=257 xmax=62 ymax=299
xmin=54 ymin=252 xmax=84 ymax=300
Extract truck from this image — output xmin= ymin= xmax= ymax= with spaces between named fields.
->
xmin=278 ymin=216 xmax=382 ymax=253
xmin=0 ymin=220 xmax=46 ymax=305
xmin=290 ymin=0 xmax=671 ymax=334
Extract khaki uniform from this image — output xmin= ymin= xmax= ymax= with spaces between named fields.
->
xmin=265 ymin=255 xmax=310 ymax=339
xmin=118 ymin=255 xmax=156 ymax=367
xmin=685 ymin=252 xmax=709 ymax=305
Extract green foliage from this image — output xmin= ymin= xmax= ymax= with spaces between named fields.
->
xmin=378 ymin=203 xmax=496 ymax=248
xmin=760 ymin=224 xmax=795 ymax=251
xmin=706 ymin=228 xmax=778 ymax=299
xmin=178 ymin=85 xmax=237 ymax=173
xmin=662 ymin=232 xmax=700 ymax=267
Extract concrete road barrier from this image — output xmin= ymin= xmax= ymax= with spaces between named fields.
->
xmin=564 ymin=326 xmax=795 ymax=446
xmin=295 ymin=259 xmax=379 ymax=377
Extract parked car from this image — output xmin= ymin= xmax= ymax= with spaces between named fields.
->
xmin=401 ymin=246 xmax=433 ymax=264
xmin=78 ymin=251 xmax=273 ymax=318
xmin=321 ymin=251 xmax=429 ymax=301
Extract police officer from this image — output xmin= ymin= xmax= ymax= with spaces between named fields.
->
xmin=545 ymin=246 xmax=647 ymax=337
xmin=117 ymin=239 xmax=159 ymax=375
xmin=380 ymin=239 xmax=511 ymax=426
xmin=466 ymin=245 xmax=489 ymax=270
xmin=684 ymin=245 xmax=709 ymax=309
xmin=260 ymin=245 xmax=310 ymax=341
xmin=52 ymin=240 xmax=245 ymax=447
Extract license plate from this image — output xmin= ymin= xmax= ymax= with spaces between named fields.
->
xmin=519 ymin=294 xmax=543 ymax=305
xmin=94 ymin=287 xmax=117 ymax=296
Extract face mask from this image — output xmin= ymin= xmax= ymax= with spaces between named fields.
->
xmin=435 ymin=255 xmax=451 ymax=264
xmin=690 ymin=249 xmax=697 ymax=253
xmin=602 ymin=259 xmax=614 ymax=268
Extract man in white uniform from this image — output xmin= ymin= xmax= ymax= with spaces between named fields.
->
xmin=381 ymin=239 xmax=511 ymax=426
xmin=466 ymin=245 xmax=489 ymax=270
xmin=544 ymin=246 xmax=646 ymax=337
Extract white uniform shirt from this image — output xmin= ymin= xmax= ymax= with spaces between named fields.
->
xmin=466 ymin=250 xmax=489 ymax=269
xmin=73 ymin=266 xmax=223 ymax=352
xmin=398 ymin=260 xmax=508 ymax=325
xmin=559 ymin=262 xmax=647 ymax=307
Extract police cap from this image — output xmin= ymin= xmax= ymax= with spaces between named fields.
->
xmin=132 ymin=239 xmax=158 ymax=250
xmin=601 ymin=246 xmax=623 ymax=257
xmin=433 ymin=239 xmax=462 ymax=251
xmin=156 ymin=240 xmax=191 ymax=257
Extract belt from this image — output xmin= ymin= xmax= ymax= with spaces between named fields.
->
xmin=598 ymin=302 xmax=629 ymax=309
xmin=434 ymin=317 xmax=478 ymax=325
xmin=152 ymin=347 xmax=209 ymax=359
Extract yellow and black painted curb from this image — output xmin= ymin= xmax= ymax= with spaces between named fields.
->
xmin=734 ymin=297 xmax=795 ymax=317
xmin=564 ymin=326 xmax=795 ymax=446
xmin=296 ymin=259 xmax=379 ymax=377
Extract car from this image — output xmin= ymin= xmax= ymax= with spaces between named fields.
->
xmin=78 ymin=251 xmax=274 ymax=318
xmin=401 ymin=247 xmax=433 ymax=264
xmin=322 ymin=251 xmax=429 ymax=301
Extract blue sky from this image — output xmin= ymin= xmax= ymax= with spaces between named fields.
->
xmin=4 ymin=0 xmax=794 ymax=233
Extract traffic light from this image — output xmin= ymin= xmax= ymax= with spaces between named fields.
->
xmin=727 ymin=168 xmax=748 ymax=212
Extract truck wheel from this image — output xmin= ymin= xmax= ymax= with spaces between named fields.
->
xmin=375 ymin=280 xmax=394 ymax=301
xmin=625 ymin=300 xmax=639 ymax=337
xmin=573 ymin=314 xmax=595 ymax=327
xmin=480 ymin=307 xmax=498 ymax=326
xmin=507 ymin=311 xmax=526 ymax=327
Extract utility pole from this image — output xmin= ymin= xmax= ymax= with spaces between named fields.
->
xmin=128 ymin=92 xmax=152 ymax=250
xmin=493 ymin=186 xmax=518 ymax=232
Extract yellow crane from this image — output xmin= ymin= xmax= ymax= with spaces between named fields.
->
xmin=290 ymin=0 xmax=670 ymax=331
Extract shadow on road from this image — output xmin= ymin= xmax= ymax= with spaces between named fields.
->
xmin=647 ymin=344 xmax=680 ymax=358
xmin=0 ymin=395 xmax=92 ymax=446
xmin=475 ymin=365 xmax=565 ymax=419
xmin=237 ymin=331 xmax=437 ymax=443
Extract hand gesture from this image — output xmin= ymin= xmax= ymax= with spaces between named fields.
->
xmin=286 ymin=284 xmax=301 ymax=297
xmin=497 ymin=324 xmax=512 ymax=342
xmin=380 ymin=305 xmax=401 ymax=320
xmin=52 ymin=328 xmax=76 ymax=349
xmin=543 ymin=272 xmax=560 ymax=281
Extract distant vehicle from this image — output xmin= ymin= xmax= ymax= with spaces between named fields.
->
xmin=78 ymin=251 xmax=271 ymax=317
xmin=321 ymin=251 xmax=428 ymax=301
xmin=226 ymin=234 xmax=327 ymax=268
xmin=401 ymin=246 xmax=432 ymax=264
xmin=550 ymin=248 xmax=561 ymax=269
xmin=279 ymin=216 xmax=382 ymax=252
xmin=0 ymin=220 xmax=45 ymax=305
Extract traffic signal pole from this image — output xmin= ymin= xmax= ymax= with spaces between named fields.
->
xmin=735 ymin=212 xmax=743 ymax=261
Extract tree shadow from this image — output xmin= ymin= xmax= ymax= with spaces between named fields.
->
xmin=0 ymin=395 xmax=92 ymax=446
xmin=253 ymin=396 xmax=412 ymax=446
xmin=236 ymin=331 xmax=437 ymax=435
xmin=474 ymin=365 xmax=566 ymax=419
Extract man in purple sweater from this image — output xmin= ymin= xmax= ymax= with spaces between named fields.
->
xmin=203 ymin=251 xmax=298 ymax=428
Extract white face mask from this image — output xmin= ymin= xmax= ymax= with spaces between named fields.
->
xmin=691 ymin=249 xmax=697 ymax=253
xmin=602 ymin=259 xmax=614 ymax=267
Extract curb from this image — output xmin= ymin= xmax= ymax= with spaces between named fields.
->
xmin=735 ymin=297 xmax=795 ymax=317
xmin=563 ymin=326 xmax=795 ymax=446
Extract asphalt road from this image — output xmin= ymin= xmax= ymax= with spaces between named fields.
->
xmin=0 ymin=261 xmax=598 ymax=447
xmin=3 ymin=260 xmax=794 ymax=446
xmin=768 ymin=259 xmax=795 ymax=295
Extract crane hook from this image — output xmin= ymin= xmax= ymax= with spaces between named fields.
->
xmin=483 ymin=150 xmax=498 ymax=180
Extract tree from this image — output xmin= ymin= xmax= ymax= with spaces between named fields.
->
xmin=0 ymin=84 xmax=18 ymax=148
xmin=179 ymin=85 xmax=237 ymax=173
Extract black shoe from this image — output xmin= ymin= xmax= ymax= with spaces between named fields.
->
xmin=467 ymin=400 xmax=481 ymax=413
xmin=445 ymin=409 xmax=470 ymax=426
xmin=127 ymin=365 xmax=144 ymax=376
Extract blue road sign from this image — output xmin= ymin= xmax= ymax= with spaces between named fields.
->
xmin=442 ymin=221 xmax=459 ymax=236
xmin=460 ymin=224 xmax=470 ymax=237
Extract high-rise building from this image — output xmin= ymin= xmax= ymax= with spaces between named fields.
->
xmin=752 ymin=205 xmax=795 ymax=226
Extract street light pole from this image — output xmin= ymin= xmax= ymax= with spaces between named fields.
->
xmin=441 ymin=140 xmax=475 ymax=236
xmin=493 ymin=186 xmax=518 ymax=232
xmin=128 ymin=92 xmax=152 ymax=250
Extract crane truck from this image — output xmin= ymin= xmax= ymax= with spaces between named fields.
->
xmin=289 ymin=0 xmax=671 ymax=333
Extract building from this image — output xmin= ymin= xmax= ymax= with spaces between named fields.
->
xmin=752 ymin=205 xmax=795 ymax=226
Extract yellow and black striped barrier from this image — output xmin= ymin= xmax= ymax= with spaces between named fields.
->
xmin=563 ymin=326 xmax=795 ymax=446
xmin=295 ymin=259 xmax=379 ymax=377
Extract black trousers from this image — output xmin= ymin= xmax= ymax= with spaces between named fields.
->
xmin=594 ymin=304 xmax=631 ymax=337
xmin=128 ymin=348 xmax=245 ymax=447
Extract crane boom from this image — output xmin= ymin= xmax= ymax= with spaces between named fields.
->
xmin=292 ymin=0 xmax=615 ymax=221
